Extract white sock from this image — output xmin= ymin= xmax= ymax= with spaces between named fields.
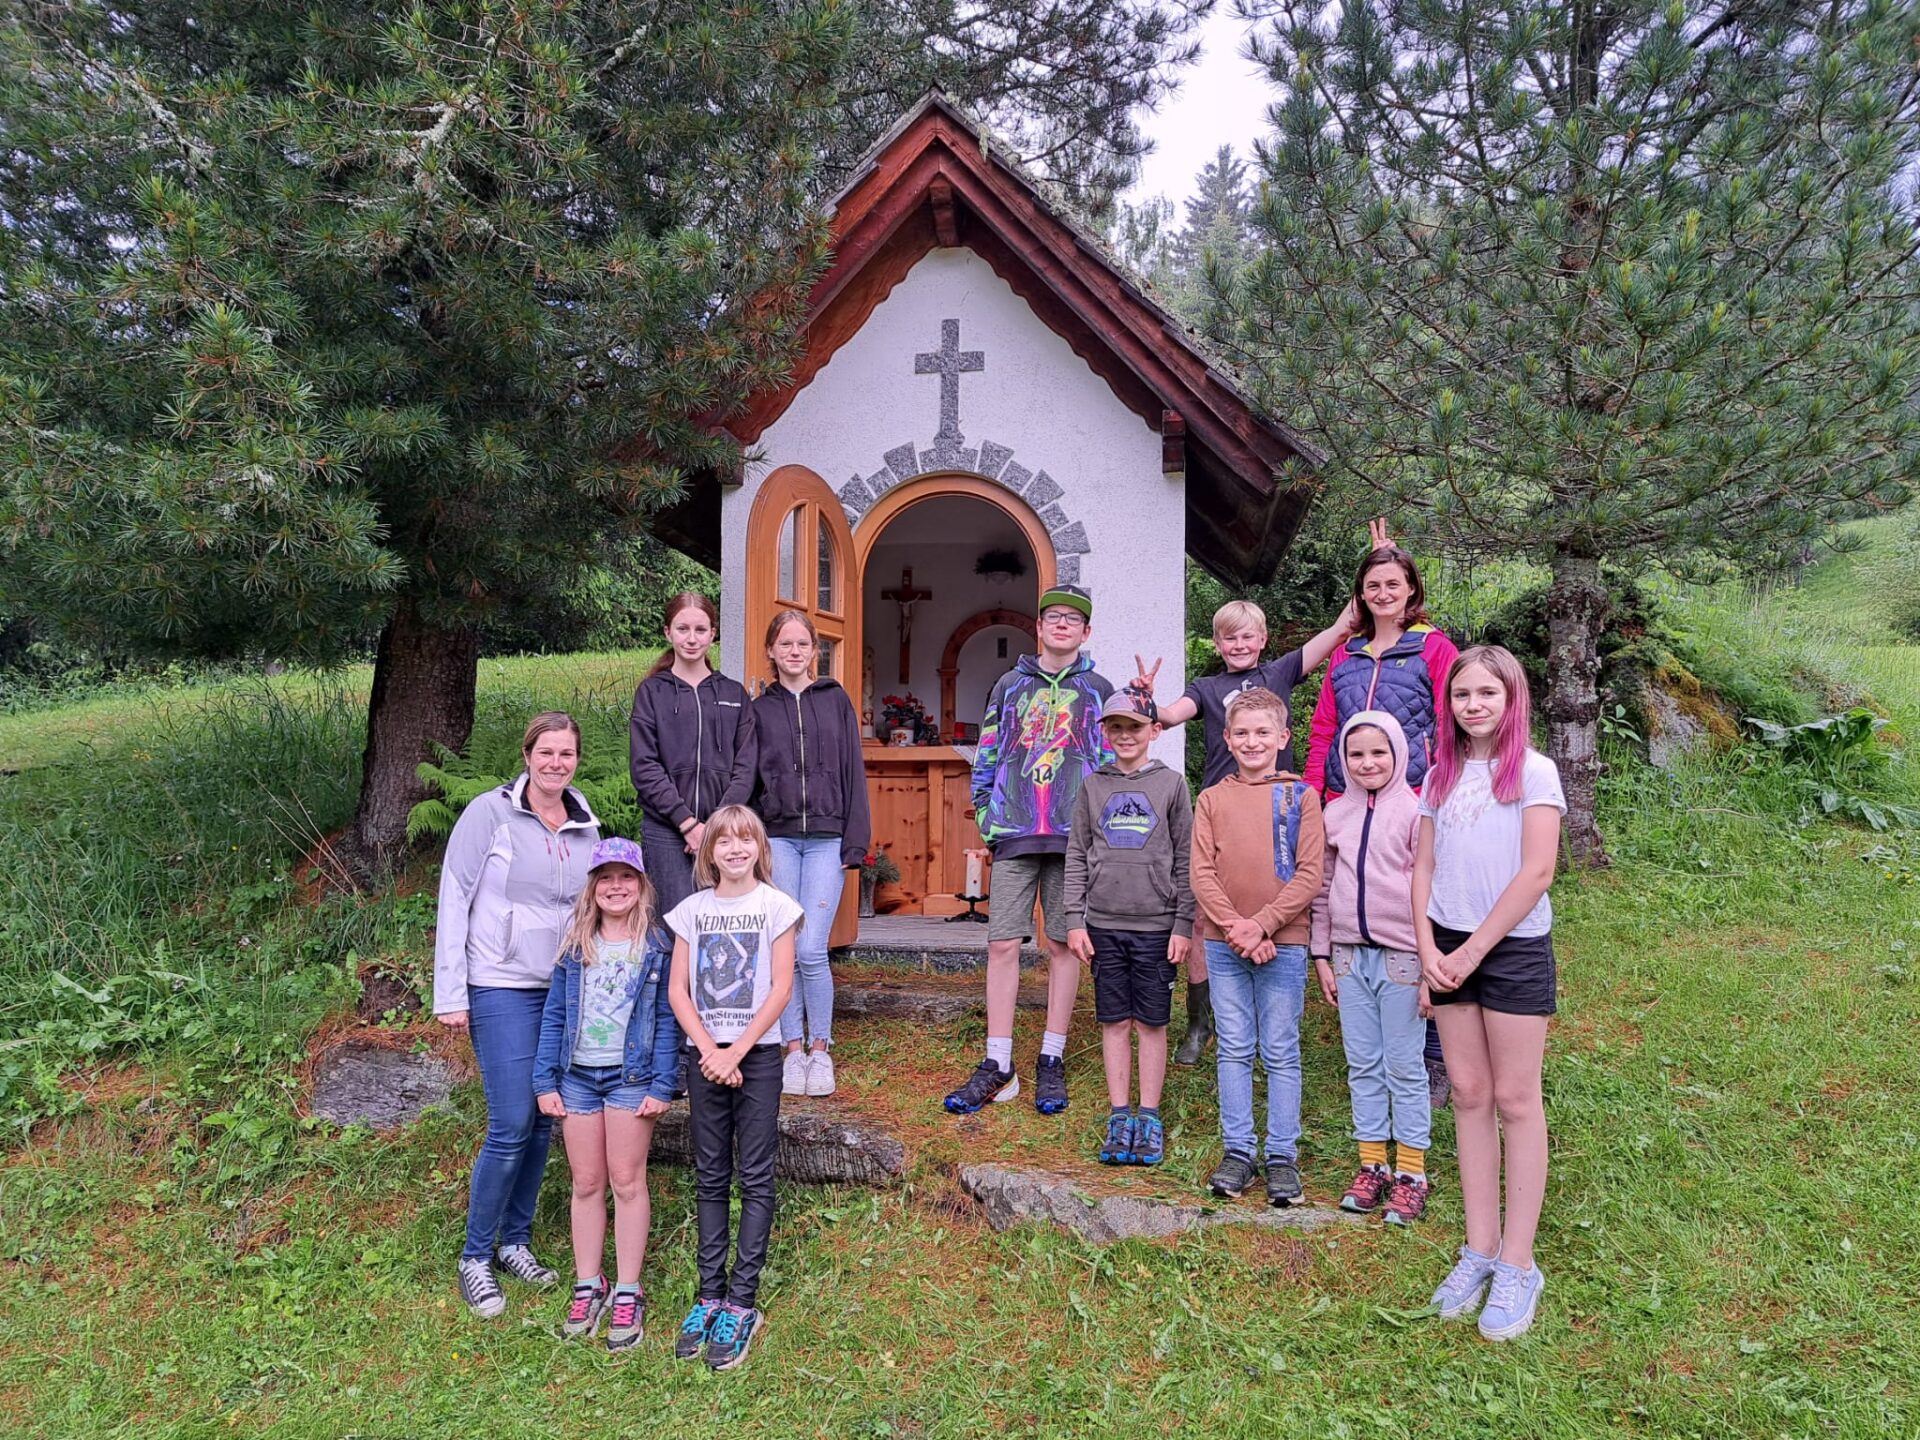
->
xmin=1040 ymin=1031 xmax=1068 ymax=1060
xmin=985 ymin=1036 xmax=1014 ymax=1071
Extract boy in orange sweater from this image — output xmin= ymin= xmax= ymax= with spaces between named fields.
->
xmin=1190 ymin=688 xmax=1324 ymax=1206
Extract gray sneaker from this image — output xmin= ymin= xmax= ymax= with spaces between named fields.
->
xmin=562 ymin=1278 xmax=607 ymax=1338
xmin=605 ymin=1288 xmax=645 ymax=1352
xmin=1208 ymin=1151 xmax=1258 ymax=1199
xmin=495 ymin=1244 xmax=558 ymax=1288
xmin=1430 ymin=1244 xmax=1499 ymax=1320
xmin=1265 ymin=1158 xmax=1303 ymax=1207
xmin=1477 ymin=1259 xmax=1546 ymax=1341
xmin=458 ymin=1257 xmax=506 ymax=1319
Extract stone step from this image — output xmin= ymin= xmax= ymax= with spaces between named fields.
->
xmin=842 ymin=914 xmax=1043 ymax=973
xmin=959 ymin=1163 xmax=1362 ymax=1244
xmin=650 ymin=1104 xmax=906 ymax=1188
xmin=836 ymin=976 xmax=1045 ymax=1024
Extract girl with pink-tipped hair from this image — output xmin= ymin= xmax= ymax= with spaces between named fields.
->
xmin=1413 ymin=645 xmax=1565 ymax=1343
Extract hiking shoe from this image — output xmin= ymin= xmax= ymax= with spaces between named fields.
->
xmin=1426 ymin=1054 xmax=1452 ymax=1110
xmin=1340 ymin=1165 xmax=1394 ymax=1214
xmin=561 ymin=1278 xmax=607 ymax=1338
xmin=495 ymin=1245 xmax=558 ymax=1288
xmin=806 ymin=1049 xmax=836 ymax=1097
xmin=1097 ymin=1112 xmax=1135 ymax=1165
xmin=1383 ymin=1175 xmax=1430 ymax=1226
xmin=1265 ymin=1158 xmax=1303 ymax=1207
xmin=1034 ymin=1055 xmax=1069 ymax=1115
xmin=782 ymin=1048 xmax=810 ymax=1096
xmin=1132 ymin=1113 xmax=1166 ymax=1166
xmin=458 ymin=1257 xmax=505 ymax=1319
xmin=1431 ymin=1244 xmax=1500 ymax=1319
xmin=1208 ymin=1151 xmax=1257 ymax=1199
xmin=943 ymin=1059 xmax=1019 ymax=1113
xmin=704 ymin=1303 xmax=764 ymax=1371
xmin=605 ymin=1288 xmax=645 ymax=1352
xmin=1478 ymin=1260 xmax=1545 ymax=1341
xmin=675 ymin=1298 xmax=723 ymax=1360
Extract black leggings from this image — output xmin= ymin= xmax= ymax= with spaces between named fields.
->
xmin=688 ymin=1042 xmax=782 ymax=1309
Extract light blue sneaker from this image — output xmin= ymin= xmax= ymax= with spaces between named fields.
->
xmin=1430 ymin=1244 xmax=1499 ymax=1319
xmin=1476 ymin=1259 xmax=1546 ymax=1341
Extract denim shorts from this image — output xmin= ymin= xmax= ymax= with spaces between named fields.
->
xmin=558 ymin=1064 xmax=650 ymax=1115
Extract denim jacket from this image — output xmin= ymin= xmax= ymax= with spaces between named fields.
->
xmin=532 ymin=928 xmax=681 ymax=1102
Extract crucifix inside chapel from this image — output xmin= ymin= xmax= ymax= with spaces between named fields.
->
xmin=880 ymin=566 xmax=934 ymax=684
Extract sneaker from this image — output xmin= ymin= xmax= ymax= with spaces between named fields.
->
xmin=942 ymin=1059 xmax=1019 ymax=1114
xmin=805 ymin=1049 xmax=836 ymax=1097
xmin=1033 ymin=1055 xmax=1069 ymax=1115
xmin=1097 ymin=1112 xmax=1135 ymax=1165
xmin=782 ymin=1048 xmax=810 ymax=1096
xmin=605 ymin=1288 xmax=645 ymax=1352
xmin=1265 ymin=1158 xmax=1303 ymax=1207
xmin=1208 ymin=1151 xmax=1257 ymax=1199
xmin=1383 ymin=1175 xmax=1430 ymax=1226
xmin=675 ymin=1298 xmax=723 ymax=1360
xmin=1431 ymin=1243 xmax=1500 ymax=1319
xmin=494 ymin=1244 xmax=558 ymax=1288
xmin=704 ymin=1302 xmax=764 ymax=1371
xmin=458 ymin=1257 xmax=505 ymax=1319
xmin=1477 ymin=1260 xmax=1546 ymax=1341
xmin=1132 ymin=1112 xmax=1166 ymax=1166
xmin=1340 ymin=1165 xmax=1394 ymax=1214
xmin=562 ymin=1278 xmax=607 ymax=1338
xmin=1426 ymin=1053 xmax=1453 ymax=1110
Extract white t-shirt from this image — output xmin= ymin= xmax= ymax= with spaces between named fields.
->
xmin=664 ymin=882 xmax=804 ymax=1045
xmin=1419 ymin=751 xmax=1565 ymax=937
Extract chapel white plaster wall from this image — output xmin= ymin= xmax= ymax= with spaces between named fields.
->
xmin=721 ymin=247 xmax=1187 ymax=766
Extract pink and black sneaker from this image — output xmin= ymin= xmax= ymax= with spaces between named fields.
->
xmin=605 ymin=1287 xmax=645 ymax=1351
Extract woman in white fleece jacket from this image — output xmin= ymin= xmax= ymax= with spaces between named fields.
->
xmin=435 ymin=712 xmax=600 ymax=1318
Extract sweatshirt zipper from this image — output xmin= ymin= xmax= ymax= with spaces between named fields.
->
xmin=1356 ymin=793 xmax=1376 ymax=945
xmin=793 ymin=687 xmax=809 ymax=830
xmin=693 ymin=679 xmax=705 ymax=820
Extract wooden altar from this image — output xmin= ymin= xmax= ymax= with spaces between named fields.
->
xmin=862 ymin=741 xmax=986 ymax=917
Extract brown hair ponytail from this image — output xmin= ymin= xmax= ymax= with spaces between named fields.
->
xmin=644 ymin=592 xmax=721 ymax=679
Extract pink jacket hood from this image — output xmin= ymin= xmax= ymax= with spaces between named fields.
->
xmin=1309 ymin=709 xmax=1422 ymax=955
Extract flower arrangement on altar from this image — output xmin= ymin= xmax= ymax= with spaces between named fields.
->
xmin=879 ymin=692 xmax=937 ymax=746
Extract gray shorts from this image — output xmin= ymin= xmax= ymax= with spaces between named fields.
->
xmin=987 ymin=853 xmax=1068 ymax=944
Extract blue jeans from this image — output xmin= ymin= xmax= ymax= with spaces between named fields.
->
xmin=463 ymin=985 xmax=555 ymax=1260
xmin=1333 ymin=945 xmax=1432 ymax=1151
xmin=1207 ymin=940 xmax=1308 ymax=1162
xmin=772 ymin=836 xmax=843 ymax=1048
xmin=557 ymin=1064 xmax=650 ymax=1116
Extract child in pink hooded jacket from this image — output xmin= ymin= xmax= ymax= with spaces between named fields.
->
xmin=1310 ymin=710 xmax=1433 ymax=1225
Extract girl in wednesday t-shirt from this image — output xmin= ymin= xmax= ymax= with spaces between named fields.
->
xmin=664 ymin=804 xmax=801 ymax=1372
xmin=1413 ymin=645 xmax=1564 ymax=1344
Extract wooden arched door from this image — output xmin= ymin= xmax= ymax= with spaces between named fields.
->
xmin=744 ymin=465 xmax=857 ymax=695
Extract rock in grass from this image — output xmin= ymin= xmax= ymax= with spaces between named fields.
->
xmin=312 ymin=1040 xmax=455 ymax=1129
xmin=959 ymin=1163 xmax=1359 ymax=1244
xmin=649 ymin=1105 xmax=907 ymax=1188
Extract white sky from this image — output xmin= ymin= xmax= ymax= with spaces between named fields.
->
xmin=1124 ymin=7 xmax=1280 ymax=210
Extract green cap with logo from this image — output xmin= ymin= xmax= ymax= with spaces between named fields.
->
xmin=1038 ymin=583 xmax=1092 ymax=621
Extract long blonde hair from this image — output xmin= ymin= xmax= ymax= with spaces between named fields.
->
xmin=693 ymin=804 xmax=774 ymax=888
xmin=562 ymin=861 xmax=656 ymax=963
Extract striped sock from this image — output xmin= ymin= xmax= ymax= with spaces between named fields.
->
xmin=1358 ymin=1140 xmax=1390 ymax=1170
xmin=1395 ymin=1145 xmax=1426 ymax=1180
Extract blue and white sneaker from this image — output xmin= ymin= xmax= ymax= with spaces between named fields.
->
xmin=675 ymin=1297 xmax=722 ymax=1360
xmin=704 ymin=1302 xmax=764 ymax=1371
xmin=1132 ymin=1113 xmax=1166 ymax=1166
xmin=1477 ymin=1259 xmax=1546 ymax=1341
xmin=1430 ymin=1244 xmax=1500 ymax=1320
xmin=943 ymin=1059 xmax=1019 ymax=1114
xmin=1098 ymin=1112 xmax=1135 ymax=1165
xmin=1034 ymin=1055 xmax=1069 ymax=1114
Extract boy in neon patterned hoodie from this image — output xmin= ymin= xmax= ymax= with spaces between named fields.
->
xmin=943 ymin=584 xmax=1114 ymax=1117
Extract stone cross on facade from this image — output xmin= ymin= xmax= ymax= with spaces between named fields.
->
xmin=914 ymin=318 xmax=984 ymax=471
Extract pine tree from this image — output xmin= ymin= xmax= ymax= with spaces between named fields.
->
xmin=0 ymin=1 xmax=1205 ymax=880
xmin=1216 ymin=0 xmax=1920 ymax=861
xmin=1171 ymin=144 xmax=1251 ymax=275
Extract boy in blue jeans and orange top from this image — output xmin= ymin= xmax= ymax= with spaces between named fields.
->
xmin=1063 ymin=690 xmax=1194 ymax=1166
xmin=1190 ymin=687 xmax=1324 ymax=1205
xmin=945 ymin=584 xmax=1114 ymax=1116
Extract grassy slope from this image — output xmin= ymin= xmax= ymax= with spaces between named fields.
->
xmin=3 ymin=579 xmax=1919 ymax=1438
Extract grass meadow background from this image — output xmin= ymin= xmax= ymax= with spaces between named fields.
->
xmin=0 ymin=535 xmax=1916 ymax=1437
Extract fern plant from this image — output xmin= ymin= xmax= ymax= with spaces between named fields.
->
xmin=409 ymin=743 xmax=644 ymax=845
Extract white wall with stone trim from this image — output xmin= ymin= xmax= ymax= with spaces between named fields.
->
xmin=720 ymin=246 xmax=1187 ymax=766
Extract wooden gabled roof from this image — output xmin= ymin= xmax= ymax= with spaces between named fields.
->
xmin=663 ymin=93 xmax=1320 ymax=587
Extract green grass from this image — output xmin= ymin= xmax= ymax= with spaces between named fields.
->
xmin=1 ymin=597 xmax=1917 ymax=1436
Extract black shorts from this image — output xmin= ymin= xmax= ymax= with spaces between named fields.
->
xmin=1427 ymin=925 xmax=1557 ymax=1017
xmin=1089 ymin=927 xmax=1177 ymax=1026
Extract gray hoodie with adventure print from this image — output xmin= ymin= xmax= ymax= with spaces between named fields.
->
xmin=1062 ymin=759 xmax=1195 ymax=937
xmin=433 ymin=772 xmax=600 ymax=1015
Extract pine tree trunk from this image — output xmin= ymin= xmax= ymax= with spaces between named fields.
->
xmin=1544 ymin=547 xmax=1609 ymax=867
xmin=341 ymin=598 xmax=480 ymax=886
